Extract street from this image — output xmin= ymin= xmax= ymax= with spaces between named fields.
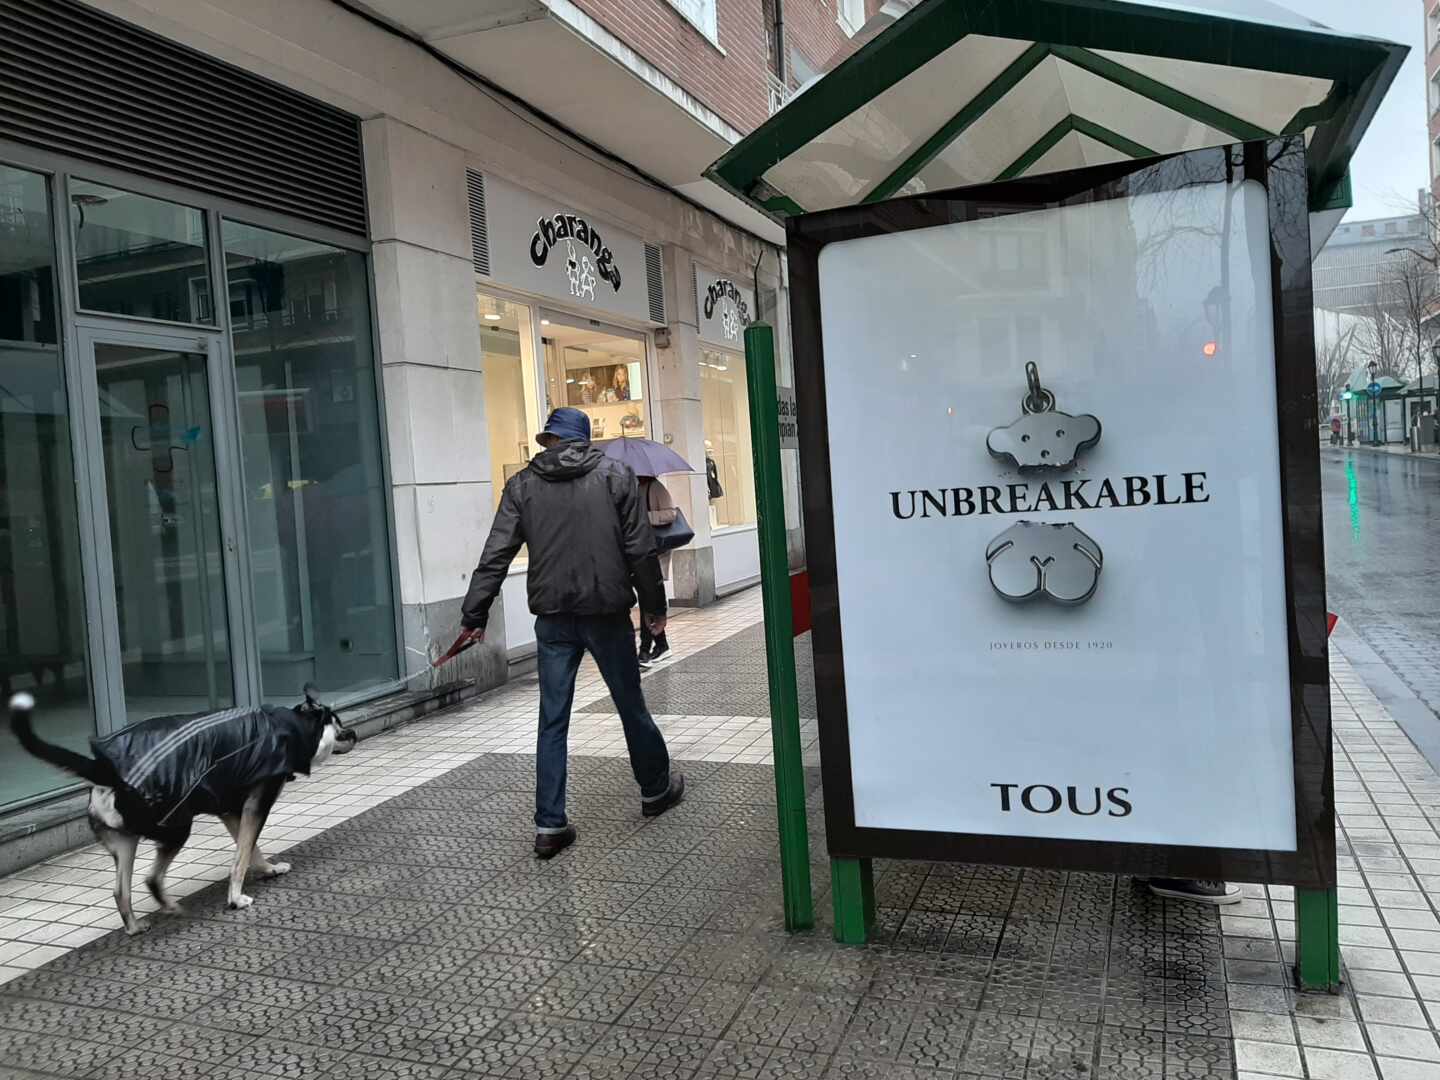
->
xmin=1322 ymin=448 xmax=1440 ymax=751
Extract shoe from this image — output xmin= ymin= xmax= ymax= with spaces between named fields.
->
xmin=534 ymin=825 xmax=576 ymax=859
xmin=1144 ymin=878 xmax=1241 ymax=905
xmin=637 ymin=641 xmax=653 ymax=667
xmin=642 ymin=772 xmax=685 ymax=818
xmin=646 ymin=640 xmax=672 ymax=666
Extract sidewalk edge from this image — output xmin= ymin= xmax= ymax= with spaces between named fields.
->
xmin=1330 ymin=619 xmax=1440 ymax=773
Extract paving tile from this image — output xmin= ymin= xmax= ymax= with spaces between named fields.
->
xmin=0 ymin=597 xmax=1437 ymax=1080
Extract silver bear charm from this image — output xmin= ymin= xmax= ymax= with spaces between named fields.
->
xmin=985 ymin=521 xmax=1104 ymax=606
xmin=987 ymin=362 xmax=1100 ymax=471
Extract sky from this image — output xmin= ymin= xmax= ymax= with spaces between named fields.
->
xmin=1297 ymin=0 xmax=1429 ymax=220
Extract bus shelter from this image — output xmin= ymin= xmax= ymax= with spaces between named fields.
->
xmin=717 ymin=1 xmax=1404 ymax=994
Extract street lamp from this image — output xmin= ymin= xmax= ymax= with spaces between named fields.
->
xmin=1367 ymin=360 xmax=1381 ymax=445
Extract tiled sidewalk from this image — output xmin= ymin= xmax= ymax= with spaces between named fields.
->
xmin=0 ymin=589 xmax=1437 ymax=1078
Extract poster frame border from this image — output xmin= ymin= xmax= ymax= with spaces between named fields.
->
xmin=785 ymin=137 xmax=1334 ymax=888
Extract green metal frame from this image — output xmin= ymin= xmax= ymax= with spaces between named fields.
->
xmin=831 ymin=857 xmax=875 ymax=945
xmin=1296 ymin=887 xmax=1341 ymax=992
xmin=705 ymin=0 xmax=1404 ymax=217
xmin=743 ymin=322 xmax=814 ymax=932
xmin=996 ymin=115 xmax=1156 ymax=181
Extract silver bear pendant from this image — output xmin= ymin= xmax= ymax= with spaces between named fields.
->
xmin=985 ymin=521 xmax=1104 ymax=606
xmin=987 ymin=362 xmax=1100 ymax=471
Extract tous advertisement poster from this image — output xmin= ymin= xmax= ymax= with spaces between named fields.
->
xmin=814 ymin=179 xmax=1297 ymax=852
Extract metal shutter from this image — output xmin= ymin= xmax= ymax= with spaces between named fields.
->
xmin=0 ymin=0 xmax=368 ymax=237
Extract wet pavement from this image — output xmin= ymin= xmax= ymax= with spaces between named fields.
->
xmin=1321 ymin=448 xmax=1440 ymax=741
xmin=2 ymin=588 xmax=1440 ymax=1077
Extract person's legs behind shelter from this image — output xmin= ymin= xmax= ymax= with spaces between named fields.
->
xmin=581 ymin=612 xmax=684 ymax=816
xmin=534 ymin=614 xmax=584 ymax=858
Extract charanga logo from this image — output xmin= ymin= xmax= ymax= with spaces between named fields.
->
xmin=529 ymin=213 xmax=622 ymax=295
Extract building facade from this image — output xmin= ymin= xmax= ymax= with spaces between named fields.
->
xmin=1311 ymin=211 xmax=1428 ymax=314
xmin=0 ymin=0 xmax=879 ymax=850
xmin=1430 ymin=0 xmax=1440 ymax=204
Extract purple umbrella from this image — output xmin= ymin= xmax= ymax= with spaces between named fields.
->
xmin=599 ymin=436 xmax=693 ymax=477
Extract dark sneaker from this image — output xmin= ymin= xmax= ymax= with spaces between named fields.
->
xmin=642 ymin=772 xmax=685 ymax=818
xmin=1144 ymin=878 xmax=1241 ymax=905
xmin=534 ymin=825 xmax=576 ymax=859
xmin=637 ymin=642 xmax=653 ymax=666
xmin=646 ymin=640 xmax=672 ymax=666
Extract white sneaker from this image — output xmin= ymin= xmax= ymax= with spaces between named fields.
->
xmin=1144 ymin=878 xmax=1242 ymax=905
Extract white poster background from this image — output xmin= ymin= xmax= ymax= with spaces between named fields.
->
xmin=816 ymin=181 xmax=1296 ymax=850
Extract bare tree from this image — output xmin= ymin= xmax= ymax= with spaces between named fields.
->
xmin=1354 ymin=296 xmax=1409 ymax=382
xmin=1314 ymin=314 xmax=1359 ymax=421
xmin=1381 ymin=251 xmax=1438 ymax=387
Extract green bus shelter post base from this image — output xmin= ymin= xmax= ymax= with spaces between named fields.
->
xmin=831 ymin=857 xmax=875 ymax=945
xmin=1295 ymin=886 xmax=1341 ymax=993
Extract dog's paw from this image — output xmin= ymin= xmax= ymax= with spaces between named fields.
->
xmin=158 ymin=900 xmax=183 ymax=914
xmin=258 ymin=862 xmax=291 ymax=879
xmin=123 ymin=921 xmax=151 ymax=937
xmin=227 ymin=894 xmax=255 ymax=910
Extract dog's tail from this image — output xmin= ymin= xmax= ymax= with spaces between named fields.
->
xmin=8 ymin=693 xmax=112 ymax=786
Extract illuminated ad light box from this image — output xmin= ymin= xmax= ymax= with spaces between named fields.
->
xmin=787 ymin=139 xmax=1333 ymax=887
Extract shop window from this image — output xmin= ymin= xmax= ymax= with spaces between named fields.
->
xmin=69 ymin=179 xmax=213 ymax=325
xmin=479 ymin=292 xmax=543 ymax=563
xmin=701 ymin=346 xmax=757 ymax=528
xmin=0 ymin=164 xmax=94 ymax=808
xmin=838 ymin=0 xmax=865 ymax=36
xmin=542 ymin=319 xmax=647 ymax=442
xmin=222 ymin=220 xmax=397 ymax=701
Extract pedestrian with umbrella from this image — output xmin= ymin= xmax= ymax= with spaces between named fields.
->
xmin=601 ymin=436 xmax=695 ymax=666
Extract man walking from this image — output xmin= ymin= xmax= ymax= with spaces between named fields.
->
xmin=453 ymin=407 xmax=683 ymax=858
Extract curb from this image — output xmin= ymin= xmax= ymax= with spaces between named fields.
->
xmin=1330 ymin=619 xmax=1440 ymax=773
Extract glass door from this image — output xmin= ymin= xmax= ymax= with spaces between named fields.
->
xmin=76 ymin=326 xmax=236 ymax=726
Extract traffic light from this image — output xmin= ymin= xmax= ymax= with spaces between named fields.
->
xmin=1341 ymin=390 xmax=1353 ymax=401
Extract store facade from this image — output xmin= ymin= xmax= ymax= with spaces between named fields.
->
xmin=0 ymin=0 xmax=788 ymax=842
xmin=0 ymin=2 xmax=398 ymax=820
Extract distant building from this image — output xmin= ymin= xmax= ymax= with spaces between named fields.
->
xmin=1311 ymin=212 xmax=1427 ymax=314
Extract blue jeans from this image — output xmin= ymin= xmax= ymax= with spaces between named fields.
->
xmin=534 ymin=613 xmax=671 ymax=831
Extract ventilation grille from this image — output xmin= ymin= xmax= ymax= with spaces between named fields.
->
xmin=645 ymin=244 xmax=665 ymax=323
xmin=0 ymin=0 xmax=367 ymax=237
xmin=466 ymin=169 xmax=490 ymax=275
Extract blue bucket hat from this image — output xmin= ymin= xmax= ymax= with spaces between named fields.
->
xmin=537 ymin=406 xmax=591 ymax=445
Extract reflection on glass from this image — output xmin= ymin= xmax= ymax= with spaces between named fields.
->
xmin=223 ymin=220 xmax=397 ymax=701
xmin=0 ymin=165 xmax=94 ymax=807
xmin=95 ymin=344 xmax=232 ymax=724
xmin=700 ymin=346 xmax=756 ymax=528
xmin=542 ymin=320 xmax=646 ymax=441
xmin=70 ymin=179 xmax=213 ymax=324
xmin=479 ymin=293 xmax=542 ymax=564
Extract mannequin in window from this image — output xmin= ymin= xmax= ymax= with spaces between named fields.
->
xmin=705 ymin=440 xmax=723 ymax=529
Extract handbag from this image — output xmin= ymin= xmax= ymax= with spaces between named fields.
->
xmin=651 ymin=506 xmax=694 ymax=551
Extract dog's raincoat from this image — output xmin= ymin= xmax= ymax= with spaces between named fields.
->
xmin=91 ymin=705 xmax=318 ymax=822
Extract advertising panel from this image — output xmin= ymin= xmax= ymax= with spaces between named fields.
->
xmin=786 ymin=140 xmax=1333 ymax=885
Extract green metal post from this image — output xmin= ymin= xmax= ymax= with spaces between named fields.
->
xmin=1295 ymin=887 xmax=1341 ymax=992
xmin=743 ymin=322 xmax=814 ymax=932
xmin=831 ymin=856 xmax=875 ymax=945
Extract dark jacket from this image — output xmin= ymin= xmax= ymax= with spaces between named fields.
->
xmin=92 ymin=705 xmax=322 ymax=826
xmin=461 ymin=440 xmax=666 ymax=631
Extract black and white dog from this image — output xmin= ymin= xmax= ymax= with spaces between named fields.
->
xmin=8 ymin=689 xmax=355 ymax=934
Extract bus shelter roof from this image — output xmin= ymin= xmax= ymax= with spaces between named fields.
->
xmin=706 ymin=0 xmax=1405 ymax=222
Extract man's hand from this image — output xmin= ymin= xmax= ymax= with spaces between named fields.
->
xmin=433 ymin=626 xmax=484 ymax=667
xmin=646 ymin=614 xmax=667 ymax=636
